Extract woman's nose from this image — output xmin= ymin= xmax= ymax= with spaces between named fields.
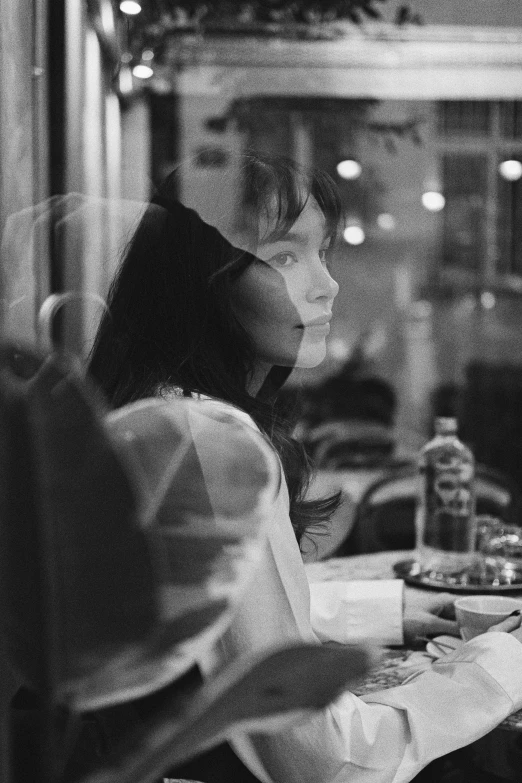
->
xmin=307 ymin=263 xmax=339 ymax=302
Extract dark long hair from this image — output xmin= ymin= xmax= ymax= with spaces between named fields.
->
xmin=88 ymin=152 xmax=342 ymax=547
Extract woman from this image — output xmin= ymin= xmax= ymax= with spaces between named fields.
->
xmin=89 ymin=153 xmax=522 ymax=783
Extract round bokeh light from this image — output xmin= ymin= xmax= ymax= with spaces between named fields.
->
xmin=499 ymin=159 xmax=522 ymax=182
xmin=133 ymin=63 xmax=153 ymax=79
xmin=377 ymin=213 xmax=396 ymax=231
xmin=337 ymin=160 xmax=362 ymax=180
xmin=480 ymin=291 xmax=496 ymax=310
xmin=422 ymin=191 xmax=445 ymax=212
xmin=343 ymin=225 xmax=365 ymax=245
xmin=120 ymin=1 xmax=142 ymax=15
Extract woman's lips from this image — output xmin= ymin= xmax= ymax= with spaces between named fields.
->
xmin=297 ymin=323 xmax=330 ymax=335
xmin=297 ymin=314 xmax=332 ymax=328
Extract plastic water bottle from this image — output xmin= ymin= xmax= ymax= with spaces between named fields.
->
xmin=416 ymin=417 xmax=476 ymax=580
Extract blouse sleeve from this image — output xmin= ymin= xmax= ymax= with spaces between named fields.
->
xmin=309 ymin=579 xmax=404 ymax=646
xmin=196 ymin=404 xmax=522 ymax=783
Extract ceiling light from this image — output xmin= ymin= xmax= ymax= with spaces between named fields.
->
xmin=336 ymin=160 xmax=362 ymax=180
xmin=422 ymin=191 xmax=445 ymax=212
xmin=132 ymin=63 xmax=153 ymax=79
xmin=343 ymin=225 xmax=365 ymax=245
xmin=499 ymin=159 xmax=522 ymax=182
xmin=120 ymin=1 xmax=142 ymax=14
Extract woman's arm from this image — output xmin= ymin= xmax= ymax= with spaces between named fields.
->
xmin=200 ymin=472 xmax=522 ymax=783
xmin=309 ymin=578 xmax=404 ymax=645
xmin=309 ymin=580 xmax=460 ymax=646
xmin=189 ymin=401 xmax=522 ymax=783
xmin=230 ymin=631 xmax=522 ymax=783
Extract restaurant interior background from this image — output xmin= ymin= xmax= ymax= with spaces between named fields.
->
xmin=2 ymin=2 xmax=522 ymax=781
xmin=1 ymin=0 xmax=522 ymax=481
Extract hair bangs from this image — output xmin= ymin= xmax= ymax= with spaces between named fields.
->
xmin=239 ymin=154 xmax=304 ymax=243
xmin=311 ymin=166 xmax=343 ymax=246
xmin=239 ymin=153 xmax=342 ymax=249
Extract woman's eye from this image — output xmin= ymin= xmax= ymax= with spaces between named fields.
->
xmin=269 ymin=252 xmax=296 ymax=267
xmin=319 ymin=248 xmax=331 ymax=267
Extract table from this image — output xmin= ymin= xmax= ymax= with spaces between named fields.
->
xmin=306 ymin=550 xmax=522 ymax=782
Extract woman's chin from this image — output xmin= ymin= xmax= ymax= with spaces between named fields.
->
xmin=293 ymin=346 xmax=327 ymax=369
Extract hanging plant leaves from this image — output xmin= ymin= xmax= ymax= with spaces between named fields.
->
xmin=122 ymin=1 xmax=422 ymax=60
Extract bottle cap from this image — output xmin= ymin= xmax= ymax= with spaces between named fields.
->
xmin=434 ymin=417 xmax=458 ymax=435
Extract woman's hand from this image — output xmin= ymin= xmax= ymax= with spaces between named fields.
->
xmin=403 ymin=587 xmax=459 ymax=644
xmin=487 ymin=611 xmax=522 ymax=642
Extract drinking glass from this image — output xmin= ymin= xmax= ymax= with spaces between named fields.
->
xmin=475 ymin=515 xmax=522 ymax=585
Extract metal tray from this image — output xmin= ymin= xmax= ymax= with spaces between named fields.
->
xmin=393 ymin=558 xmax=522 ymax=593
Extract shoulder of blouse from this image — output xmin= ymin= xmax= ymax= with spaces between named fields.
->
xmin=159 ymin=390 xmax=287 ymax=501
xmin=189 ymin=398 xmax=288 ymax=505
xmin=158 ymin=386 xmax=261 ymax=434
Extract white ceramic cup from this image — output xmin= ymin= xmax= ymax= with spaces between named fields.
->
xmin=454 ymin=595 xmax=522 ymax=641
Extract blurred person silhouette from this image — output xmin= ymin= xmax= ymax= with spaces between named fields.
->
xmin=87 ymin=152 xmax=522 ymax=783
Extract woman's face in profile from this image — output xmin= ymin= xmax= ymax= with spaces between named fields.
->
xmin=231 ymin=197 xmax=339 ymax=372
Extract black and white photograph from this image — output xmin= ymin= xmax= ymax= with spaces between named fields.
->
xmin=1 ymin=2 xmax=522 ymax=782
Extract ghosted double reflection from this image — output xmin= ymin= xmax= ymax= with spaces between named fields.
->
xmin=2 ymin=153 xmax=343 ymax=404
xmin=1 ymin=9 xmax=522 ymax=446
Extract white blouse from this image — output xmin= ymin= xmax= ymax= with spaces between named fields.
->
xmin=197 ymin=399 xmax=522 ymax=783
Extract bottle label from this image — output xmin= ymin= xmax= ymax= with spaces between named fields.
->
xmin=422 ymin=460 xmax=475 ymax=552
